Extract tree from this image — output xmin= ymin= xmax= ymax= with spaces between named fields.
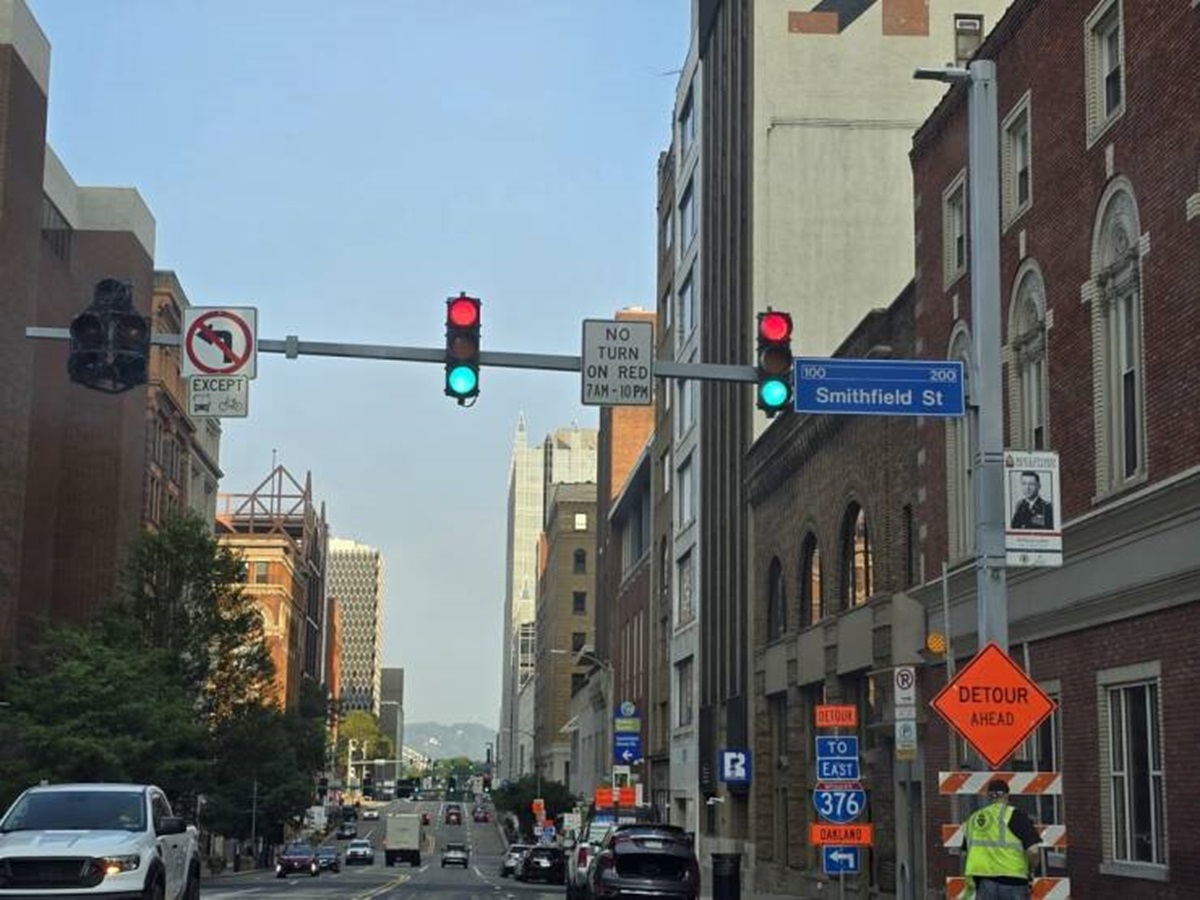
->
xmin=490 ymin=775 xmax=575 ymax=840
xmin=336 ymin=710 xmax=393 ymax=774
xmin=121 ymin=512 xmax=274 ymax=724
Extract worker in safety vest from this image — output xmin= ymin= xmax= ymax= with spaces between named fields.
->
xmin=964 ymin=779 xmax=1041 ymax=899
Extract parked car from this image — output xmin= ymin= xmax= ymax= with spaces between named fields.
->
xmin=276 ymin=843 xmax=320 ymax=878
xmin=315 ymin=845 xmax=340 ymax=872
xmin=336 ymin=821 xmax=357 ymax=840
xmin=566 ymin=818 xmax=615 ymax=900
xmin=344 ymin=838 xmax=375 ymax=866
xmin=421 ymin=812 xmax=432 ymax=826
xmin=587 ymin=824 xmax=700 ymax=900
xmin=0 ymin=783 xmax=202 ymax=899
xmin=516 ymin=845 xmax=566 ymax=884
xmin=500 ymin=843 xmax=531 ymax=877
xmin=440 ymin=841 xmax=470 ymax=868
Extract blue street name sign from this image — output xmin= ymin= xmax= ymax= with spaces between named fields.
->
xmin=815 ymin=736 xmax=860 ymax=781
xmin=813 ymin=781 xmax=867 ymax=825
xmin=794 ymin=358 xmax=965 ymax=417
xmin=822 ymin=846 xmax=862 ymax=876
xmin=613 ymin=732 xmax=643 ymax=764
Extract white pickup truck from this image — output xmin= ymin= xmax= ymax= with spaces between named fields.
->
xmin=0 ymin=783 xmax=202 ymax=900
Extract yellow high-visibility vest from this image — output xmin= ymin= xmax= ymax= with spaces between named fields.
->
xmin=964 ymin=802 xmax=1028 ymax=880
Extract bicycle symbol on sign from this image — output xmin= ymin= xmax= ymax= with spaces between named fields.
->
xmin=218 ymin=396 xmax=246 ymax=414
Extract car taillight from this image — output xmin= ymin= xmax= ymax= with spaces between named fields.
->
xmin=578 ymin=846 xmax=589 ymax=867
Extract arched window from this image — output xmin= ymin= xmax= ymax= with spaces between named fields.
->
xmin=766 ymin=557 xmax=786 ymax=641
xmin=946 ymin=325 xmax=975 ymax=559
xmin=800 ymin=534 xmax=823 ymax=627
xmin=1089 ymin=178 xmax=1146 ymax=491
xmin=840 ymin=504 xmax=873 ymax=608
xmin=573 ymin=549 xmax=587 ymax=574
xmin=1008 ymin=262 xmax=1049 ymax=450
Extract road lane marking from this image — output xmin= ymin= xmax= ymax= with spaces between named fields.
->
xmin=353 ymin=872 xmax=409 ymax=899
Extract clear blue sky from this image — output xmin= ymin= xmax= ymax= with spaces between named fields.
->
xmin=31 ymin=0 xmax=689 ymax=726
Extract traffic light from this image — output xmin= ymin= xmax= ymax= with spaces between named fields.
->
xmin=444 ymin=293 xmax=481 ymax=403
xmin=755 ymin=308 xmax=794 ymax=416
xmin=67 ymin=278 xmax=150 ymax=394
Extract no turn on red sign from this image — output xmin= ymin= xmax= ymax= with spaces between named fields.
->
xmin=182 ymin=307 xmax=258 ymax=379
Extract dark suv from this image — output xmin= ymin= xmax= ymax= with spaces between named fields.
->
xmin=587 ymin=824 xmax=699 ymax=900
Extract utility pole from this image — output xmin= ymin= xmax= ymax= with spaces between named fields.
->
xmin=250 ymin=779 xmax=258 ymax=865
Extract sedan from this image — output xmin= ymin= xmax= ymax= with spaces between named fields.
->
xmin=362 ymin=808 xmax=380 ymax=820
xmin=517 ymin=845 xmax=566 ymax=884
xmin=345 ymin=838 xmax=375 ymax=866
xmin=588 ymin=824 xmax=700 ymax=900
xmin=500 ymin=843 xmax=531 ymax=877
xmin=315 ymin=845 xmax=340 ymax=872
xmin=276 ymin=843 xmax=320 ymax=878
xmin=441 ymin=841 xmax=470 ymax=868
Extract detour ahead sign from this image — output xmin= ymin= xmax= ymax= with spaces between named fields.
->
xmin=930 ymin=642 xmax=1056 ymax=769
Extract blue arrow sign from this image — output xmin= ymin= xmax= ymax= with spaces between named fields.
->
xmin=822 ymin=846 xmax=861 ymax=875
xmin=795 ymin=358 xmax=965 ymax=417
xmin=813 ymin=782 xmax=867 ymax=824
xmin=613 ymin=732 xmax=643 ymax=764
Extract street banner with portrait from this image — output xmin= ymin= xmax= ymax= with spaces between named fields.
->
xmin=1004 ymin=450 xmax=1062 ymax=567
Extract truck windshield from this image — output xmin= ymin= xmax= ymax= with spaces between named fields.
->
xmin=0 ymin=790 xmax=146 ymax=832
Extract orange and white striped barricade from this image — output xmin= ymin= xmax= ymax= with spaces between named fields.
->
xmin=938 ymin=770 xmax=1062 ymax=796
xmin=946 ymin=876 xmax=1071 ymax=898
xmin=942 ymin=823 xmax=1066 ymax=850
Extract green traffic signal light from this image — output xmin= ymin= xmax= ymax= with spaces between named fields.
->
xmin=447 ymin=364 xmax=478 ymax=397
xmin=758 ymin=378 xmax=790 ymax=409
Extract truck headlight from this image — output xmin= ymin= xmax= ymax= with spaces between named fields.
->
xmin=100 ymin=855 xmax=141 ymax=876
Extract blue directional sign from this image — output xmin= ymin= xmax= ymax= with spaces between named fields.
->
xmin=613 ymin=732 xmax=643 ymax=764
xmin=813 ymin=782 xmax=867 ymax=824
xmin=718 ymin=749 xmax=752 ymax=785
xmin=822 ymin=846 xmax=862 ymax=876
xmin=794 ymin=358 xmax=965 ymax=417
xmin=815 ymin=736 xmax=860 ymax=781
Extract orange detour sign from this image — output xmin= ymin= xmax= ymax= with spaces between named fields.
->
xmin=815 ymin=705 xmax=857 ymax=728
xmin=930 ymin=642 xmax=1056 ymax=769
xmin=809 ymin=823 xmax=873 ymax=846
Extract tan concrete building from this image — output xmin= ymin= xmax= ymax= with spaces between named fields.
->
xmin=533 ymin=481 xmax=598 ymax=786
xmin=143 ymin=271 xmax=222 ymax=531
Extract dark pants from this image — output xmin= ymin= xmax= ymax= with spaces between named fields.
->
xmin=975 ymin=877 xmax=1030 ymax=899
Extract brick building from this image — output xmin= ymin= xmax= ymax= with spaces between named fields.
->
xmin=1 ymin=0 xmax=159 ymax=657
xmin=909 ymin=1 xmax=1200 ymax=896
xmin=745 ymin=287 xmax=921 ymax=896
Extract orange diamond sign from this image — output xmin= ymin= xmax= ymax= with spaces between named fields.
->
xmin=930 ymin=642 xmax=1056 ymax=769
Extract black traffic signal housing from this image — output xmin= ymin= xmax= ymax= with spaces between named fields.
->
xmin=68 ymin=278 xmax=151 ymax=394
xmin=444 ymin=293 xmax=481 ymax=404
xmin=755 ymin=308 xmax=794 ymax=416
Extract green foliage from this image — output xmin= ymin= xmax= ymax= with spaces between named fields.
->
xmin=490 ymin=775 xmax=576 ymax=839
xmin=0 ymin=511 xmax=331 ymax=842
xmin=336 ymin=710 xmax=394 ymax=775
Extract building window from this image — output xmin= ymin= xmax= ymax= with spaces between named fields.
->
xmin=40 ymin=194 xmax=73 ymax=262
xmin=680 ymin=180 xmax=696 ymax=251
xmin=574 ymin=513 xmax=588 ymax=531
xmin=1017 ymin=687 xmax=1064 ymax=826
xmin=1001 ymin=93 xmax=1032 ymax=226
xmin=571 ymin=631 xmax=586 ymax=652
xmin=571 ymin=673 xmax=586 ymax=696
xmin=680 ymin=88 xmax=695 ymax=159
xmin=800 ymin=534 xmax=823 ymax=627
xmin=658 ymin=538 xmax=671 ymax=611
xmin=660 ymin=449 xmax=671 ymax=496
xmin=1099 ymin=663 xmax=1165 ymax=867
xmin=1008 ymin=263 xmax=1050 ymax=450
xmin=840 ymin=504 xmax=873 ymax=608
xmin=678 ymin=269 xmax=695 ymax=343
xmin=254 ymin=561 xmax=269 ymax=584
xmin=943 ymin=170 xmax=968 ymax=288
xmin=676 ymin=658 xmax=694 ymax=727
xmin=766 ymin=557 xmax=786 ymax=642
xmin=660 ymin=209 xmax=673 ymax=256
xmin=1085 ymin=0 xmax=1125 ymax=146
xmin=1089 ymin=181 xmax=1146 ymax=492
xmin=676 ymin=551 xmax=695 ymax=626
xmin=573 ymin=591 xmax=587 ymax=614
xmin=573 ymin=549 xmax=587 ymax=574
xmin=947 ymin=326 xmax=975 ymax=559
xmin=676 ymin=455 xmax=695 ymax=528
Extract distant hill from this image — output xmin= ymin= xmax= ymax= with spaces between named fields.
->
xmin=404 ymin=721 xmax=495 ymax=762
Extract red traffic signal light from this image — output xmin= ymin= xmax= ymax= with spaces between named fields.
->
xmin=445 ymin=294 xmax=481 ymax=403
xmin=756 ymin=309 xmax=794 ymax=416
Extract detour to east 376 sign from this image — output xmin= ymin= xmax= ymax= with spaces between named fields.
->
xmin=930 ymin=642 xmax=1056 ymax=769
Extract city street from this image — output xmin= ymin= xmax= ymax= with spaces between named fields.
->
xmin=201 ymin=800 xmax=562 ymax=900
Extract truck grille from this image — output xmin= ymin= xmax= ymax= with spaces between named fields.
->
xmin=0 ymin=857 xmax=105 ymax=888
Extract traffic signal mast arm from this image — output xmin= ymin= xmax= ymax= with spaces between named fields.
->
xmin=26 ymin=327 xmax=760 ymax=383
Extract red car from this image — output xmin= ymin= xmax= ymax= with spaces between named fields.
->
xmin=275 ymin=843 xmax=320 ymax=878
xmin=472 ymin=809 xmax=491 ymax=823
xmin=421 ymin=812 xmax=431 ymax=825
